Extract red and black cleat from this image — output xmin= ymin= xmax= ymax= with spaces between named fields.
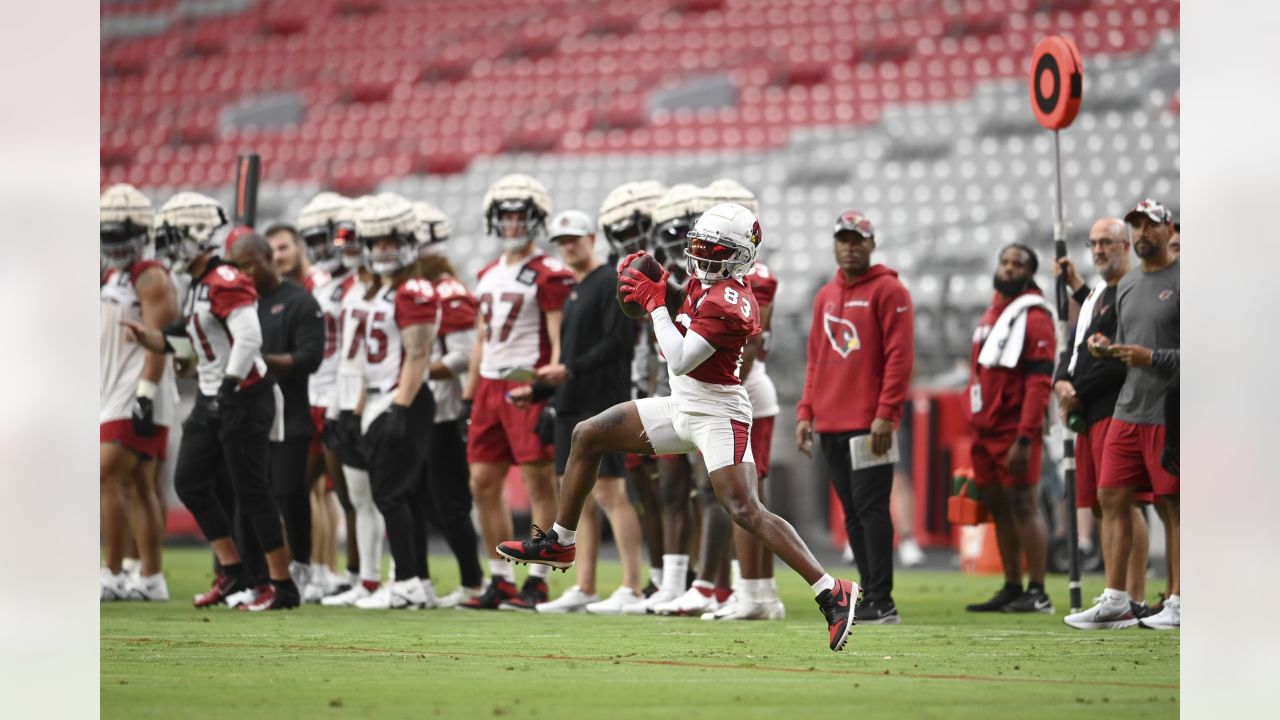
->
xmin=495 ymin=525 xmax=576 ymax=571
xmin=456 ymin=578 xmax=520 ymax=610
xmin=500 ymin=577 xmax=548 ymax=611
xmin=242 ymin=581 xmax=300 ymax=611
xmin=816 ymin=579 xmax=860 ymax=652
xmin=192 ymin=573 xmax=246 ymax=609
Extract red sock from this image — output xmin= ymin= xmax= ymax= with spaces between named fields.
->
xmin=714 ymin=587 xmax=732 ymax=603
xmin=361 ymin=579 xmax=380 ymax=592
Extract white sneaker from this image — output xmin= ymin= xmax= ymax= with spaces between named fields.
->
xmin=121 ymin=558 xmax=141 ymax=582
xmin=436 ymin=586 xmax=484 ymax=608
xmin=536 ymin=585 xmax=599 ymax=614
xmin=898 ymin=538 xmax=926 ymax=568
xmin=387 ymin=578 xmax=428 ymax=609
xmin=302 ymin=581 xmax=330 ymax=604
xmin=654 ymin=586 xmax=718 ymax=616
xmin=225 ymin=585 xmax=260 ymax=609
xmin=586 ymin=587 xmax=645 ymax=615
xmin=100 ymin=568 xmax=129 ymax=601
xmin=623 ymin=587 xmax=681 ymax=615
xmin=763 ymin=597 xmax=786 ymax=620
xmin=355 ymin=584 xmax=393 ymax=609
xmin=289 ymin=562 xmax=310 ymax=593
xmin=419 ymin=579 xmax=440 ymax=609
xmin=1138 ymin=596 xmax=1179 ymax=630
xmin=126 ymin=573 xmax=170 ymax=602
xmin=1063 ymin=595 xmax=1139 ymax=630
xmin=322 ymin=583 xmax=374 ymax=606
xmin=703 ymin=592 xmax=736 ymax=619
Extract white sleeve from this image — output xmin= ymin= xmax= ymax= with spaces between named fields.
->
xmin=440 ymin=327 xmax=473 ymax=379
xmin=336 ymin=308 xmax=365 ymax=411
xmin=650 ymin=306 xmax=716 ymax=376
xmin=224 ymin=305 xmax=262 ymax=379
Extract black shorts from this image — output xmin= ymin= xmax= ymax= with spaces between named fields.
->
xmin=554 ymin=411 xmax=626 ymax=478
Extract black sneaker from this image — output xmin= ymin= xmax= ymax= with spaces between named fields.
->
xmin=500 ymin=577 xmax=549 ymax=611
xmin=641 ymin=580 xmax=660 ymax=598
xmin=966 ymin=584 xmax=1022 ymax=612
xmin=855 ymin=597 xmax=901 ymax=624
xmin=1003 ymin=587 xmax=1054 ymax=614
xmin=815 ymin=578 xmax=860 ymax=651
xmin=456 ymin=577 xmax=519 ymax=610
xmin=1131 ymin=601 xmax=1153 ymax=619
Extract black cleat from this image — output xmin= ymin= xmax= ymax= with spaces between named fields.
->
xmin=456 ymin=578 xmax=519 ymax=610
xmin=816 ymin=579 xmax=860 ymax=652
xmin=855 ymin=597 xmax=901 ymax=624
xmin=500 ymin=577 xmax=549 ymax=611
xmin=966 ymin=584 xmax=1022 ymax=612
xmin=1003 ymin=587 xmax=1054 ymax=614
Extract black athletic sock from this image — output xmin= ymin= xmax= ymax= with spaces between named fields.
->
xmin=1004 ymin=581 xmax=1023 ymax=594
xmin=271 ymin=577 xmax=298 ymax=593
xmin=222 ymin=562 xmax=243 ymax=580
xmin=1027 ymin=582 xmax=1045 ymax=595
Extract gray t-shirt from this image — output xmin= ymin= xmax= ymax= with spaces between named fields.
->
xmin=1114 ymin=259 xmax=1180 ymax=425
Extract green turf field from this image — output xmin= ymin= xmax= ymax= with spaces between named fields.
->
xmin=101 ymin=548 xmax=1178 ymax=719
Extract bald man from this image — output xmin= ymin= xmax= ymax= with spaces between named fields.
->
xmin=231 ymin=235 xmax=325 ymax=599
xmin=1051 ymin=218 xmax=1152 ymax=616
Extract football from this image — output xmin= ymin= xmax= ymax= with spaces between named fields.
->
xmin=617 ymin=253 xmax=666 ymax=319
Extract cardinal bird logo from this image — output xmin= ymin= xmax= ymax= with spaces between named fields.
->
xmin=823 ymin=313 xmax=861 ymax=358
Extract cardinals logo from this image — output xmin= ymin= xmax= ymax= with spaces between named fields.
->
xmin=823 ymin=313 xmax=861 ymax=358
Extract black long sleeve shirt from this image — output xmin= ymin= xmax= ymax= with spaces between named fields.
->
xmin=257 ymin=278 xmax=324 ymax=440
xmin=529 ymin=264 xmax=635 ymax=415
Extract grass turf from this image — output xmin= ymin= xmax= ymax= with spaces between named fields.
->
xmin=102 ymin=548 xmax=1178 ymax=719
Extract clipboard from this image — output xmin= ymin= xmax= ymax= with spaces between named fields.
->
xmin=501 ymin=366 xmax=537 ymax=383
xmin=849 ymin=432 xmax=899 ymax=471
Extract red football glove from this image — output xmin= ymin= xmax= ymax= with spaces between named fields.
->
xmin=616 ymin=250 xmax=649 ymax=279
xmin=620 ymin=267 xmax=670 ymax=314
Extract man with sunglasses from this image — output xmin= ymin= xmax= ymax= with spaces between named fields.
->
xmin=795 ymin=211 xmax=914 ymax=624
xmin=498 ymin=203 xmax=860 ymax=653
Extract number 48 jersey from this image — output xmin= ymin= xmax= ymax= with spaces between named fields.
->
xmin=668 ymin=277 xmax=761 ymax=424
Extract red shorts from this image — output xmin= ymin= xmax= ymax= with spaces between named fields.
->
xmin=100 ymin=419 xmax=169 ymax=460
xmin=971 ymin=432 xmax=1042 ymax=489
xmin=1098 ymin=419 xmax=1178 ymax=496
xmin=466 ymin=377 xmax=553 ymax=465
xmin=624 ymin=453 xmax=651 ymax=471
xmin=1076 ymin=418 xmax=1154 ymax=508
xmin=751 ymin=416 xmax=775 ymax=478
xmin=309 ymin=406 xmax=327 ymax=455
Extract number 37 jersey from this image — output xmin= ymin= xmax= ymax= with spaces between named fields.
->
xmin=669 ymin=277 xmax=761 ymax=424
xmin=473 ymin=254 xmax=574 ymax=380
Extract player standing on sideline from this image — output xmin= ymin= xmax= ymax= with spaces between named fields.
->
xmin=507 ymin=210 xmax=647 ymax=614
xmin=100 ymin=184 xmax=178 ymax=601
xmin=412 ymin=201 xmax=486 ymax=608
xmin=229 ymin=233 xmax=325 ymax=604
xmin=1067 ymin=199 xmax=1180 ymax=631
xmin=597 ymin=179 xmax=669 ymax=603
xmin=1052 ymin=219 xmax=1154 ymax=617
xmin=457 ymin=175 xmax=574 ymax=611
xmin=624 ymin=183 xmax=707 ymax=614
xmin=346 ymin=193 xmax=441 ymax=609
xmin=498 ymin=203 xmax=860 ymax=652
xmin=963 ymin=244 xmax=1055 ymax=615
xmin=129 ymin=194 xmax=299 ymax=610
xmin=795 ymin=211 xmax=915 ymax=624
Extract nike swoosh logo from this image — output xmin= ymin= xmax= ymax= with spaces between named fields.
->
xmin=1035 ymin=599 xmax=1050 ymax=609
xmin=835 ymin=584 xmax=849 ymax=609
xmin=537 ymin=548 xmax=564 ymax=559
xmin=896 ymin=306 xmax=908 ymax=313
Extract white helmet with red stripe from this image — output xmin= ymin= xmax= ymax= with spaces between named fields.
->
xmin=684 ymin=202 xmax=761 ymax=283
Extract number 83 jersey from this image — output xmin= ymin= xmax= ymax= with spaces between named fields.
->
xmin=669 ymin=277 xmax=761 ymax=424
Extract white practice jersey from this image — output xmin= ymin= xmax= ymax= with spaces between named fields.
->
xmin=474 ymin=253 xmax=574 ymax=380
xmin=308 ymin=268 xmax=358 ymax=408
xmin=352 ymin=277 xmax=440 ymax=426
xmin=177 ymin=261 xmax=267 ymax=396
xmin=100 ymin=261 xmax=179 ymax=425
xmin=334 ymin=276 xmax=368 ymax=417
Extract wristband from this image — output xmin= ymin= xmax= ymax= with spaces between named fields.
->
xmin=136 ymin=380 xmax=158 ymax=400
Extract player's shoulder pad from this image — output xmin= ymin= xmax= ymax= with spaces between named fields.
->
xmin=526 ymin=254 xmax=574 ymax=282
xmin=433 ymin=273 xmax=473 ymax=300
xmin=476 ymin=258 xmax=500 ymax=282
xmin=129 ymin=259 xmax=167 ymax=286
xmin=397 ymin=277 xmax=437 ymax=304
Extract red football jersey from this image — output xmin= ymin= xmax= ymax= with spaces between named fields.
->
xmin=677 ymin=277 xmax=761 ymax=386
xmin=182 ymin=260 xmax=265 ymax=395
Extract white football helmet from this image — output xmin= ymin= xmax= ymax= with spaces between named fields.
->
xmin=598 ymin=180 xmax=666 ymax=255
xmin=154 ymin=191 xmax=228 ymax=273
xmin=482 ymin=173 xmax=551 ymax=252
xmin=297 ymin=192 xmax=353 ymax=272
xmin=357 ymin=192 xmax=418 ymax=275
xmin=338 ymin=196 xmax=367 ymax=270
xmin=702 ymin=178 xmax=759 ymax=217
xmin=413 ymin=201 xmax=452 ymax=257
xmin=684 ymin=202 xmax=761 ymax=283
xmin=651 ymin=183 xmax=716 ymax=273
xmin=100 ymin=183 xmax=154 ymax=270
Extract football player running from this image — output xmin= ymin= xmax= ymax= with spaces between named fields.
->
xmin=126 ymin=193 xmax=299 ymax=610
xmin=100 ymin=184 xmax=179 ymax=601
xmin=457 ymin=175 xmax=574 ymax=611
xmin=498 ymin=203 xmax=859 ymax=651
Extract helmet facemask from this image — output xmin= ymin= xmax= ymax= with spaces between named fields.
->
xmin=300 ymin=221 xmax=343 ymax=272
xmin=684 ymin=228 xmax=755 ymax=283
xmin=603 ymin=212 xmax=652 ymax=256
xmin=653 ymin=215 xmax=696 ymax=281
xmin=488 ymin=199 xmax=544 ymax=253
xmin=363 ymin=233 xmax=417 ymax=276
xmin=100 ymin=220 xmax=148 ymax=271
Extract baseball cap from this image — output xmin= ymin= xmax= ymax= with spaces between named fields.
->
xmin=548 ymin=210 xmax=595 ymax=241
xmin=1124 ymin=199 xmax=1174 ymax=226
xmin=834 ymin=210 xmax=874 ymax=239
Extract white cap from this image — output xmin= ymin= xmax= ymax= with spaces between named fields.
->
xmin=548 ymin=209 xmax=595 ymax=241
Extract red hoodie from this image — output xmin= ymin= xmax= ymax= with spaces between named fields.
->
xmin=966 ymin=289 xmax=1055 ymax=439
xmin=797 ymin=264 xmax=914 ymax=432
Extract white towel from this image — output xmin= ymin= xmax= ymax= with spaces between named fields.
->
xmin=1067 ymin=280 xmax=1106 ymax=375
xmin=978 ymin=294 xmax=1052 ymax=369
xmin=269 ymin=383 xmax=286 ymax=442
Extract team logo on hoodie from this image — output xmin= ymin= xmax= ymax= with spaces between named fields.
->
xmin=823 ymin=313 xmax=861 ymax=358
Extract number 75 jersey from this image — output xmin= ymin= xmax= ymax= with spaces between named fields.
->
xmin=668 ymin=277 xmax=760 ymax=423
xmin=349 ymin=278 xmax=441 ymax=395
